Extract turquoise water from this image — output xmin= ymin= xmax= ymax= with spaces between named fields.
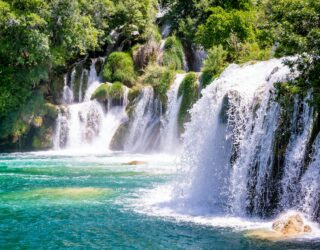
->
xmin=0 ymin=152 xmax=319 ymax=249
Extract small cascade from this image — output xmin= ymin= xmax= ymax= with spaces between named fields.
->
xmin=124 ymin=87 xmax=161 ymax=152
xmin=192 ymin=46 xmax=207 ymax=72
xmin=53 ymin=111 xmax=68 ymax=149
xmin=171 ymin=59 xmax=294 ymax=216
xmin=62 ymin=75 xmax=74 ymax=104
xmin=78 ymin=69 xmax=88 ymax=103
xmin=54 ymin=59 xmax=128 ymax=151
xmin=161 ymin=74 xmax=186 ymax=152
xmin=279 ymin=92 xmax=314 ymax=210
xmin=65 ymin=101 xmax=106 ymax=149
xmin=299 ymin=134 xmax=320 ymax=221
xmin=84 ymin=59 xmax=100 ymax=102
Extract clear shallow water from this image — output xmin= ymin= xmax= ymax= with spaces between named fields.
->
xmin=0 ymin=152 xmax=319 ymax=249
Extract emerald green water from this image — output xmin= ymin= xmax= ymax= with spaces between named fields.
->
xmin=0 ymin=152 xmax=319 ymax=249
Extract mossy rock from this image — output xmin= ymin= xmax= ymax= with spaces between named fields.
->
xmin=141 ymin=64 xmax=175 ymax=103
xmin=162 ymin=36 xmax=185 ymax=70
xmin=110 ymin=122 xmax=129 ymax=151
xmin=178 ymin=72 xmax=199 ymax=133
xmin=109 ymin=82 xmax=124 ymax=100
xmin=102 ymin=52 xmax=136 ymax=87
xmin=91 ymin=84 xmax=110 ymax=101
xmin=128 ymin=85 xmax=142 ymax=103
xmin=91 ymin=82 xmax=125 ymax=103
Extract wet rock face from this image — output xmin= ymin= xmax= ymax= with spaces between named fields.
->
xmin=272 ymin=213 xmax=312 ymax=235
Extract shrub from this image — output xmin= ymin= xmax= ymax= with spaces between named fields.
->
xmin=201 ymin=45 xmax=227 ymax=88
xmin=102 ymin=52 xmax=136 ymax=86
xmin=162 ymin=36 xmax=185 ymax=70
xmin=178 ymin=72 xmax=199 ymax=131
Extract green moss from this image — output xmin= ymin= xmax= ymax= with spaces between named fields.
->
xmin=91 ymin=82 xmax=124 ymax=102
xmin=109 ymin=82 xmax=124 ymax=99
xmin=141 ymin=64 xmax=175 ymax=103
xmin=102 ymin=52 xmax=136 ymax=86
xmin=178 ymin=72 xmax=199 ymax=132
xmin=91 ymin=84 xmax=110 ymax=101
xmin=162 ymin=36 xmax=185 ymax=70
xmin=128 ymin=85 xmax=142 ymax=103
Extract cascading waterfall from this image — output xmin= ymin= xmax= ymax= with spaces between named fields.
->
xmin=62 ymin=74 xmax=74 ymax=104
xmin=192 ymin=46 xmax=207 ymax=72
xmin=160 ymin=74 xmax=186 ymax=152
xmin=172 ymin=59 xmax=297 ymax=217
xmin=78 ymin=69 xmax=88 ymax=103
xmin=279 ymin=92 xmax=314 ymax=210
xmin=124 ymin=86 xmax=161 ymax=152
xmin=54 ymin=59 xmax=128 ymax=151
xmin=84 ymin=59 xmax=101 ymax=102
xmin=299 ymin=134 xmax=320 ymax=221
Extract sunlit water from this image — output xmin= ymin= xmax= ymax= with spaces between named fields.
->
xmin=0 ymin=152 xmax=319 ymax=249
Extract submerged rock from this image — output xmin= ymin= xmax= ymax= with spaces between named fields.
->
xmin=125 ymin=161 xmax=147 ymax=165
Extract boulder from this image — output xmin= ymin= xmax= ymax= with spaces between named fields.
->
xmin=245 ymin=212 xmax=314 ymax=241
xmin=272 ymin=213 xmax=312 ymax=235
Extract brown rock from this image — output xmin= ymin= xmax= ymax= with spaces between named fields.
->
xmin=272 ymin=213 xmax=312 ymax=236
xmin=125 ymin=161 xmax=147 ymax=165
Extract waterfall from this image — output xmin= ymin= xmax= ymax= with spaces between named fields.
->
xmin=62 ymin=75 xmax=74 ymax=104
xmin=299 ymin=134 xmax=320 ymax=221
xmin=192 ymin=46 xmax=207 ymax=72
xmin=124 ymin=87 xmax=161 ymax=152
xmin=54 ymin=59 xmax=128 ymax=152
xmin=84 ymin=59 xmax=100 ymax=102
xmin=172 ymin=59 xmax=295 ymax=216
xmin=279 ymin=92 xmax=314 ymax=210
xmin=160 ymin=74 xmax=186 ymax=152
xmin=78 ymin=69 xmax=88 ymax=103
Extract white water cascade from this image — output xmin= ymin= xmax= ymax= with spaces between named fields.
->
xmin=160 ymin=74 xmax=186 ymax=153
xmin=279 ymin=92 xmax=314 ymax=210
xmin=62 ymin=74 xmax=74 ymax=104
xmin=170 ymin=59 xmax=296 ymax=216
xmin=124 ymin=87 xmax=161 ymax=152
xmin=84 ymin=59 xmax=101 ymax=102
xmin=299 ymin=134 xmax=320 ymax=220
xmin=54 ymin=59 xmax=128 ymax=152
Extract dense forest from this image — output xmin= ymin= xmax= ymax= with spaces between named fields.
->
xmin=0 ymin=0 xmax=319 ymax=150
